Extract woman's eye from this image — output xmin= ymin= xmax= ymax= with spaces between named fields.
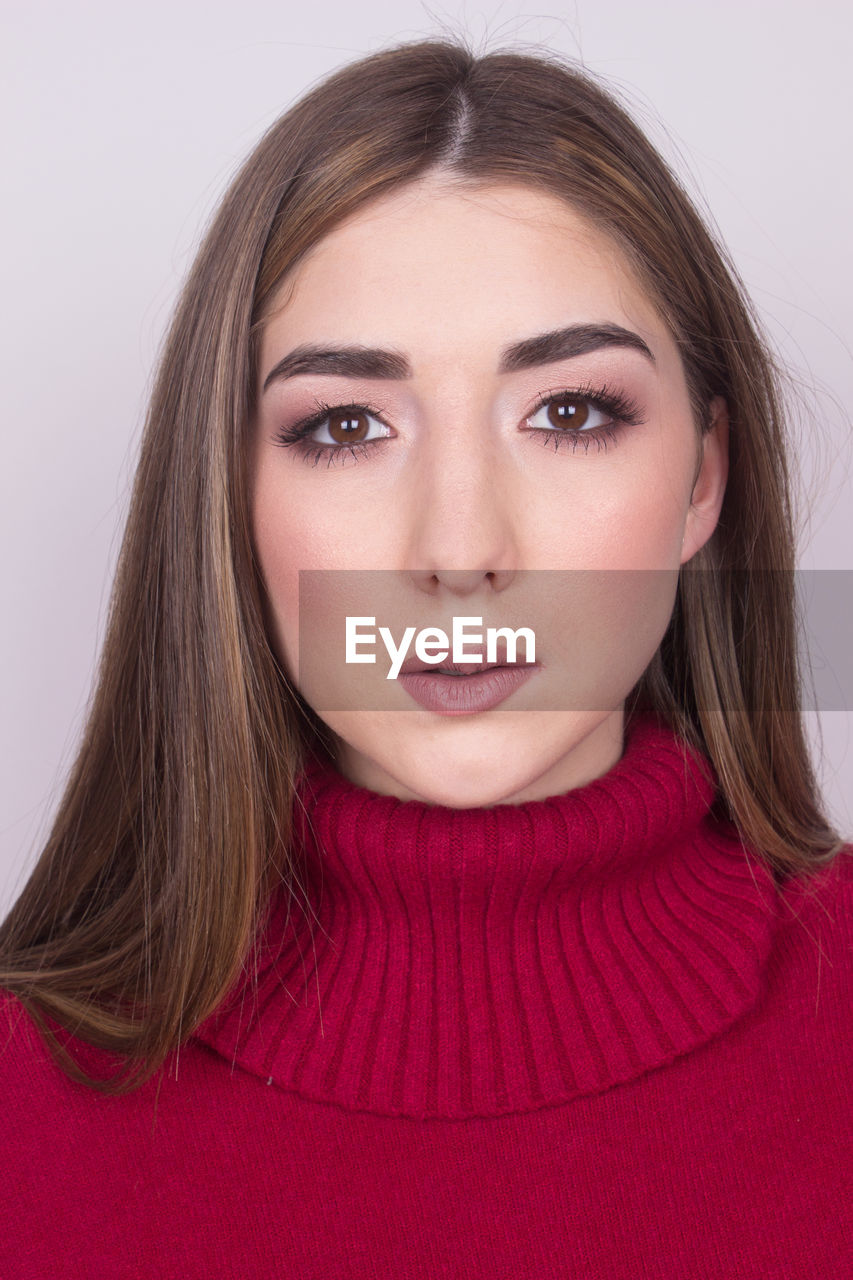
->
xmin=307 ymin=407 xmax=391 ymax=447
xmin=526 ymin=395 xmax=613 ymax=434
xmin=274 ymin=403 xmax=394 ymax=467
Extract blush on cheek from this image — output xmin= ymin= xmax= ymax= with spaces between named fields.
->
xmin=574 ymin=508 xmax=690 ymax=572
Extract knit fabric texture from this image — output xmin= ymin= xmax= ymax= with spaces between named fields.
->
xmin=2 ymin=714 xmax=852 ymax=1277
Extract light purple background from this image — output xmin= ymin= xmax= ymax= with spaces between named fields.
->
xmin=2 ymin=1 xmax=851 ymax=914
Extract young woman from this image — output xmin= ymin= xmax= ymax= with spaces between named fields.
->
xmin=1 ymin=38 xmax=850 ymax=1279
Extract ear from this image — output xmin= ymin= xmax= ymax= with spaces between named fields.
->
xmin=680 ymin=396 xmax=729 ymax=565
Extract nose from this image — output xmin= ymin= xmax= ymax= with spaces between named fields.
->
xmin=407 ymin=566 xmax=516 ymax=596
xmin=402 ymin=428 xmax=518 ymax=598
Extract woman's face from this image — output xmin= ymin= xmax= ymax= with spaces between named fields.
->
xmin=250 ymin=177 xmax=728 ymax=806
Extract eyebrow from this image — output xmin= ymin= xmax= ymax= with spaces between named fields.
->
xmin=261 ymin=322 xmax=655 ymax=393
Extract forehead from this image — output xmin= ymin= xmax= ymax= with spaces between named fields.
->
xmin=260 ymin=177 xmax=668 ymax=357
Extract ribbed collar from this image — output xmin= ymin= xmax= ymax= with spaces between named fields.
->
xmin=195 ymin=716 xmax=781 ymax=1119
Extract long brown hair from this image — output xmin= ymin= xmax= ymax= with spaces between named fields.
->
xmin=1 ymin=37 xmax=843 ymax=1093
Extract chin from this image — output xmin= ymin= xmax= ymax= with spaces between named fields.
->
xmin=328 ymin=708 xmax=623 ymax=807
xmin=401 ymin=758 xmax=539 ymax=809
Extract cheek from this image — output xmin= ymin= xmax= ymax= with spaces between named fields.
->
xmin=552 ymin=439 xmax=696 ymax=571
xmin=532 ymin=484 xmax=690 ymax=574
xmin=532 ymin=564 xmax=678 ymax=714
xmin=251 ymin=460 xmax=380 ymax=686
xmin=250 ymin=467 xmax=312 ymax=676
xmin=596 ymin=494 xmax=686 ymax=569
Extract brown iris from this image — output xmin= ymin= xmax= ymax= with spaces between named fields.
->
xmin=328 ymin=410 xmax=371 ymax=444
xmin=545 ymin=396 xmax=590 ymax=429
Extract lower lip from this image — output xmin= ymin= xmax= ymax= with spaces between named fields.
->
xmin=397 ymin=665 xmax=539 ymax=715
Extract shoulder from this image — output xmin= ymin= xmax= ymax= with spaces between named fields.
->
xmin=0 ymin=991 xmax=78 ymax=1186
xmin=0 ymin=990 xmax=136 ymax=1117
xmin=0 ymin=989 xmax=53 ymax=1080
xmin=0 ymin=990 xmax=81 ymax=1118
xmin=776 ymin=842 xmax=853 ymax=927
xmin=767 ymin=844 xmax=853 ymax=1014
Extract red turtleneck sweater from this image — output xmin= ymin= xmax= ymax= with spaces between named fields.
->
xmin=2 ymin=717 xmax=852 ymax=1277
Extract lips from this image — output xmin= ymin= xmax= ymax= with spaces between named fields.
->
xmin=397 ymin=661 xmax=539 ymax=714
xmin=425 ymin=661 xmax=500 ymax=676
xmin=397 ymin=644 xmax=536 ymax=677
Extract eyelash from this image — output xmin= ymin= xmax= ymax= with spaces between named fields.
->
xmin=272 ymin=383 xmax=644 ymax=469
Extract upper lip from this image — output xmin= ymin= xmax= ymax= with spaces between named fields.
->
xmin=398 ymin=642 xmax=538 ymax=676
